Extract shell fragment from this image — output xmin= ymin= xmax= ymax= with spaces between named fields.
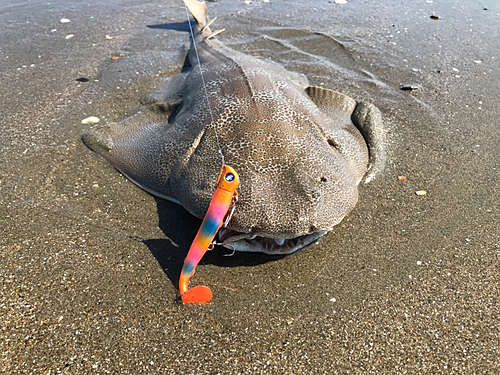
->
xmin=81 ymin=116 xmax=100 ymax=125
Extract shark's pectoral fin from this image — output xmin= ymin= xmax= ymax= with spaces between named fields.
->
xmin=305 ymin=86 xmax=385 ymax=183
xmin=305 ymin=86 xmax=356 ymax=120
xmin=305 ymin=86 xmax=368 ymax=183
xmin=82 ymin=126 xmax=114 ymax=155
xmin=81 ymin=112 xmax=185 ymax=203
xmin=351 ymin=102 xmax=386 ymax=182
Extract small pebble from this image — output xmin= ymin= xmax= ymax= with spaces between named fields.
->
xmin=335 ymin=0 xmax=347 ymax=4
xmin=398 ymin=176 xmax=407 ymax=181
xmin=415 ymin=190 xmax=427 ymax=196
xmin=105 ymin=35 xmax=113 ymax=40
xmin=60 ymin=18 xmax=71 ymax=23
xmin=65 ymin=34 xmax=74 ymax=40
xmin=430 ymin=15 xmax=441 ymax=20
xmin=111 ymin=51 xmax=129 ymax=60
xmin=400 ymin=85 xmax=419 ymax=91
xmin=330 ymin=297 xmax=337 ymax=302
xmin=417 ymin=261 xmax=422 ymax=265
xmin=81 ymin=116 xmax=100 ymax=125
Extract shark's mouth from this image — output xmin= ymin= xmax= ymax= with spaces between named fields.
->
xmin=218 ymin=228 xmax=331 ymax=255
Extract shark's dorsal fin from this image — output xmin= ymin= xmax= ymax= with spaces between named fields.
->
xmin=305 ymin=86 xmax=356 ymax=117
xmin=183 ymin=0 xmax=208 ymax=28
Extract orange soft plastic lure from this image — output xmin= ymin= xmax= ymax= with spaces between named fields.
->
xmin=179 ymin=165 xmax=239 ymax=303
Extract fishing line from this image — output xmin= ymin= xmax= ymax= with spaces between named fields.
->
xmin=179 ymin=3 xmax=240 ymax=303
xmin=184 ymin=4 xmax=225 ymax=167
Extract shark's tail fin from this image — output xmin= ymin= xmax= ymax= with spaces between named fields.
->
xmin=183 ymin=0 xmax=209 ymax=29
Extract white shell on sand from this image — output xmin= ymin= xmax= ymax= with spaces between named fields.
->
xmin=81 ymin=116 xmax=100 ymax=125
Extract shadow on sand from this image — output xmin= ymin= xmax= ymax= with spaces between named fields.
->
xmin=147 ymin=20 xmax=195 ymax=32
xmin=143 ymin=197 xmax=286 ymax=289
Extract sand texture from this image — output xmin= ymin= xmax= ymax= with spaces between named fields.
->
xmin=1 ymin=0 xmax=499 ymax=373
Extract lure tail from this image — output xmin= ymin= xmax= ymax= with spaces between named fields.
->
xmin=179 ymin=165 xmax=239 ymax=303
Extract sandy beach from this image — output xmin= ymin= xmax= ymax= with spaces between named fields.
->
xmin=1 ymin=0 xmax=499 ymax=373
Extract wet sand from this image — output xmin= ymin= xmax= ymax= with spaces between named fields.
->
xmin=1 ymin=0 xmax=499 ymax=373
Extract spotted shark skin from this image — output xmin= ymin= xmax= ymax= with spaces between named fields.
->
xmin=82 ymin=0 xmax=384 ymax=254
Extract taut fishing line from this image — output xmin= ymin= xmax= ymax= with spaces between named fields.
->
xmin=184 ymin=4 xmax=225 ymax=167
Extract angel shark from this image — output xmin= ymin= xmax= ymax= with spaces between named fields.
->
xmin=82 ymin=0 xmax=385 ymax=254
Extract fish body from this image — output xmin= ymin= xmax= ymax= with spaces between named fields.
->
xmin=82 ymin=0 xmax=384 ymax=254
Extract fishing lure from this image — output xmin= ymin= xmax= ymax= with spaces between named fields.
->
xmin=179 ymin=165 xmax=240 ymax=303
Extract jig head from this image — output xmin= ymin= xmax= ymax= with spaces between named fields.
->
xmin=179 ymin=165 xmax=239 ymax=303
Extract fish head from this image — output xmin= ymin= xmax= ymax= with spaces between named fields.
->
xmin=169 ymin=102 xmax=367 ymax=254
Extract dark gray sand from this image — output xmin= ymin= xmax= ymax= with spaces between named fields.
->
xmin=1 ymin=0 xmax=499 ymax=373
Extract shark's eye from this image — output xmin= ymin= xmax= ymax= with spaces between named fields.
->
xmin=225 ymin=173 xmax=235 ymax=182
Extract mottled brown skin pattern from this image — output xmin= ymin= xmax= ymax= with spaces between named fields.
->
xmin=82 ymin=0 xmax=382 ymax=253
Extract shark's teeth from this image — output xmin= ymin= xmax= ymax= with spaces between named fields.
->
xmin=274 ymin=239 xmax=285 ymax=246
xmin=219 ymin=229 xmax=331 ymax=254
